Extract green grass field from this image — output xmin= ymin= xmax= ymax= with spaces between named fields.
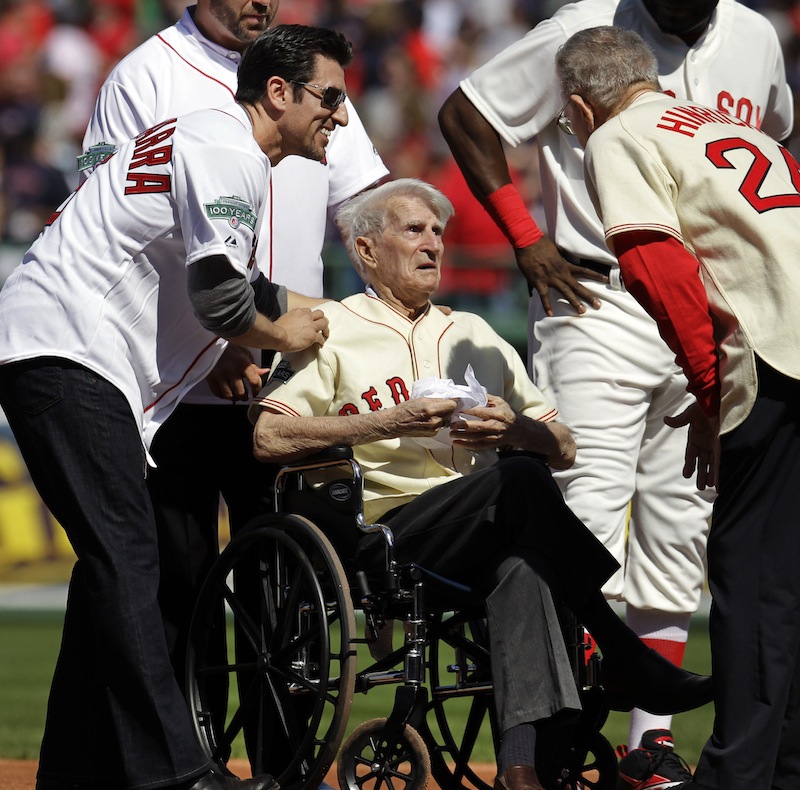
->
xmin=0 ymin=610 xmax=714 ymax=768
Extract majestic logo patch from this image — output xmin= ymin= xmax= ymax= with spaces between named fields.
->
xmin=328 ymin=482 xmax=352 ymax=502
xmin=224 ymin=235 xmax=238 ymax=248
xmin=204 ymin=195 xmax=257 ymax=230
xmin=270 ymin=361 xmax=295 ymax=384
xmin=77 ymin=142 xmax=117 ymax=172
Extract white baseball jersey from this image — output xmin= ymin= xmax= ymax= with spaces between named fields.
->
xmin=586 ymin=92 xmax=800 ymax=433
xmin=250 ymin=292 xmax=559 ymax=523
xmin=460 ymin=0 xmax=793 ymax=263
xmin=0 ymin=104 xmax=267 ymax=448
xmin=454 ymin=0 xmax=793 ymax=612
xmin=81 ymin=6 xmax=388 ymax=404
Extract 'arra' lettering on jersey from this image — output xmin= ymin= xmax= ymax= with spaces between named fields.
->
xmin=124 ymin=118 xmax=177 ymax=195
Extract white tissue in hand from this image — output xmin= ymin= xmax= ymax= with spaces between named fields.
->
xmin=410 ymin=365 xmax=488 ymax=448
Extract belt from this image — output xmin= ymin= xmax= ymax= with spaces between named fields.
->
xmin=559 ymin=250 xmax=613 ymax=277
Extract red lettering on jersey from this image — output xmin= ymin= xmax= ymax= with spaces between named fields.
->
xmin=339 ymin=403 xmax=359 ymax=416
xmin=657 ymin=113 xmax=700 ymax=137
xmin=706 ymin=136 xmax=800 ymax=212
xmin=125 ymin=118 xmax=176 ymax=194
xmin=658 ymin=105 xmax=748 ymax=138
xmin=124 ymin=172 xmax=172 ymax=195
xmin=130 ymin=145 xmax=173 ymax=170
xmin=717 ymin=92 xmax=762 ymax=129
xmin=736 ymin=97 xmax=754 ymax=126
xmin=361 ymin=387 xmax=383 ymax=412
xmin=386 ymin=377 xmax=410 ymax=405
xmin=718 ymin=91 xmax=734 ymax=117
xmin=135 ymin=119 xmax=177 ymax=147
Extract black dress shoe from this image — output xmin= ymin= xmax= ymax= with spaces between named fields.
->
xmin=494 ymin=765 xmax=544 ymax=790
xmin=601 ymin=646 xmax=713 ymax=714
xmin=185 ymin=768 xmax=279 ymax=790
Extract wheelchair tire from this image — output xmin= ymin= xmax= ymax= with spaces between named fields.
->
xmin=185 ymin=513 xmax=357 ymax=790
xmin=425 ymin=610 xmax=498 ymax=790
xmin=338 ymin=717 xmax=431 ymax=790
xmin=552 ymin=730 xmax=618 ymax=790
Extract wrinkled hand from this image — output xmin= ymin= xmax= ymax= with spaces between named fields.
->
xmin=274 ymin=308 xmax=329 ymax=352
xmin=206 ymin=344 xmax=268 ymax=402
xmin=450 ymin=394 xmax=517 ymax=450
xmin=383 ymin=398 xmax=458 ymax=438
xmin=664 ymin=401 xmax=720 ymax=491
xmin=517 ymin=236 xmax=606 ymax=316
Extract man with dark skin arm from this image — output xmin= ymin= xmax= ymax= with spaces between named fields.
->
xmin=439 ymin=1 xmax=791 ymax=778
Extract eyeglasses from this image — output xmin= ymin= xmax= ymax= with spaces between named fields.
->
xmin=292 ymin=81 xmax=347 ymax=111
xmin=556 ymin=103 xmax=575 ymax=135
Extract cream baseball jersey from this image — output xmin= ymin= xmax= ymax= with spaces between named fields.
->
xmin=81 ymin=6 xmax=387 ymax=298
xmin=460 ymin=0 xmax=793 ymax=263
xmin=0 ymin=104 xmax=267 ymax=447
xmin=250 ymin=292 xmax=559 ymax=523
xmin=585 ymin=92 xmax=800 ymax=432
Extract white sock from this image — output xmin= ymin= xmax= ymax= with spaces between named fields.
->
xmin=625 ymin=606 xmax=690 ymax=748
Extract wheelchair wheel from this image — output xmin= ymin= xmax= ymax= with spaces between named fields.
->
xmin=425 ymin=610 xmax=498 ymax=790
xmin=553 ymin=730 xmax=617 ymax=790
xmin=185 ymin=513 xmax=357 ymax=790
xmin=338 ymin=717 xmax=431 ymax=790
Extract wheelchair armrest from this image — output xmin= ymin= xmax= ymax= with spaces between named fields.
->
xmin=282 ymin=446 xmax=354 ymax=468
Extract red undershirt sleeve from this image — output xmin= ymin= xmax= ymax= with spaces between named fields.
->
xmin=612 ymin=230 xmax=721 ymax=417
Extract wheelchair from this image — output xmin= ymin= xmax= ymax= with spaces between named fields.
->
xmin=184 ymin=447 xmax=619 ymax=790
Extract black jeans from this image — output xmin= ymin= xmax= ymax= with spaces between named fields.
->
xmin=147 ymin=402 xmax=275 ymax=691
xmin=354 ymin=455 xmax=619 ymax=731
xmin=694 ymin=360 xmax=800 ymax=790
xmin=0 ymin=359 xmax=210 ymax=790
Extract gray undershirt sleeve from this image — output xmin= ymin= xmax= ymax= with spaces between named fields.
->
xmin=187 ymin=255 xmax=287 ymax=339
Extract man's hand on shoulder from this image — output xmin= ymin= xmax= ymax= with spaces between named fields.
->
xmin=273 ymin=308 xmax=330 ymax=352
xmin=518 ymin=236 xmax=605 ymax=315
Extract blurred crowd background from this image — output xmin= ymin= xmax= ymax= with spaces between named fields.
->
xmin=1 ymin=0 xmax=799 ymax=310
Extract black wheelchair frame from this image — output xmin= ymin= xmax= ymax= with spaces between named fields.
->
xmin=184 ymin=448 xmax=619 ymax=790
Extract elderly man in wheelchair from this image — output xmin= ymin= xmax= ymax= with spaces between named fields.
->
xmin=246 ymin=179 xmax=710 ymax=790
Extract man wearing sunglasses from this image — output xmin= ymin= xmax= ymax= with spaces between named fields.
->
xmin=0 ymin=25 xmax=350 ymax=790
xmin=79 ymin=0 xmax=387 ymax=703
xmin=439 ymin=3 xmax=791 ymax=786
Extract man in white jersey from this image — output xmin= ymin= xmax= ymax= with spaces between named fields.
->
xmin=0 ymin=25 xmax=351 ymax=790
xmin=80 ymin=0 xmax=388 ymax=692
xmin=556 ymin=24 xmax=800 ymax=790
xmin=438 ymin=0 xmax=792 ymax=777
xmin=249 ymin=178 xmax=713 ymax=790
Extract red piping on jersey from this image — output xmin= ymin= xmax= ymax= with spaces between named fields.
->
xmin=156 ymin=34 xmax=236 ymax=100
xmin=144 ymin=338 xmax=219 ymax=413
xmin=256 ymin=398 xmax=303 ymax=418
xmin=607 ymin=222 xmax=682 ymax=240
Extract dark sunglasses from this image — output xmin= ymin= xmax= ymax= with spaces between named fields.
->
xmin=292 ymin=81 xmax=347 ymax=111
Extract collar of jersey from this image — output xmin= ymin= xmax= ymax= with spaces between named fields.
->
xmin=179 ymin=7 xmax=242 ymax=64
